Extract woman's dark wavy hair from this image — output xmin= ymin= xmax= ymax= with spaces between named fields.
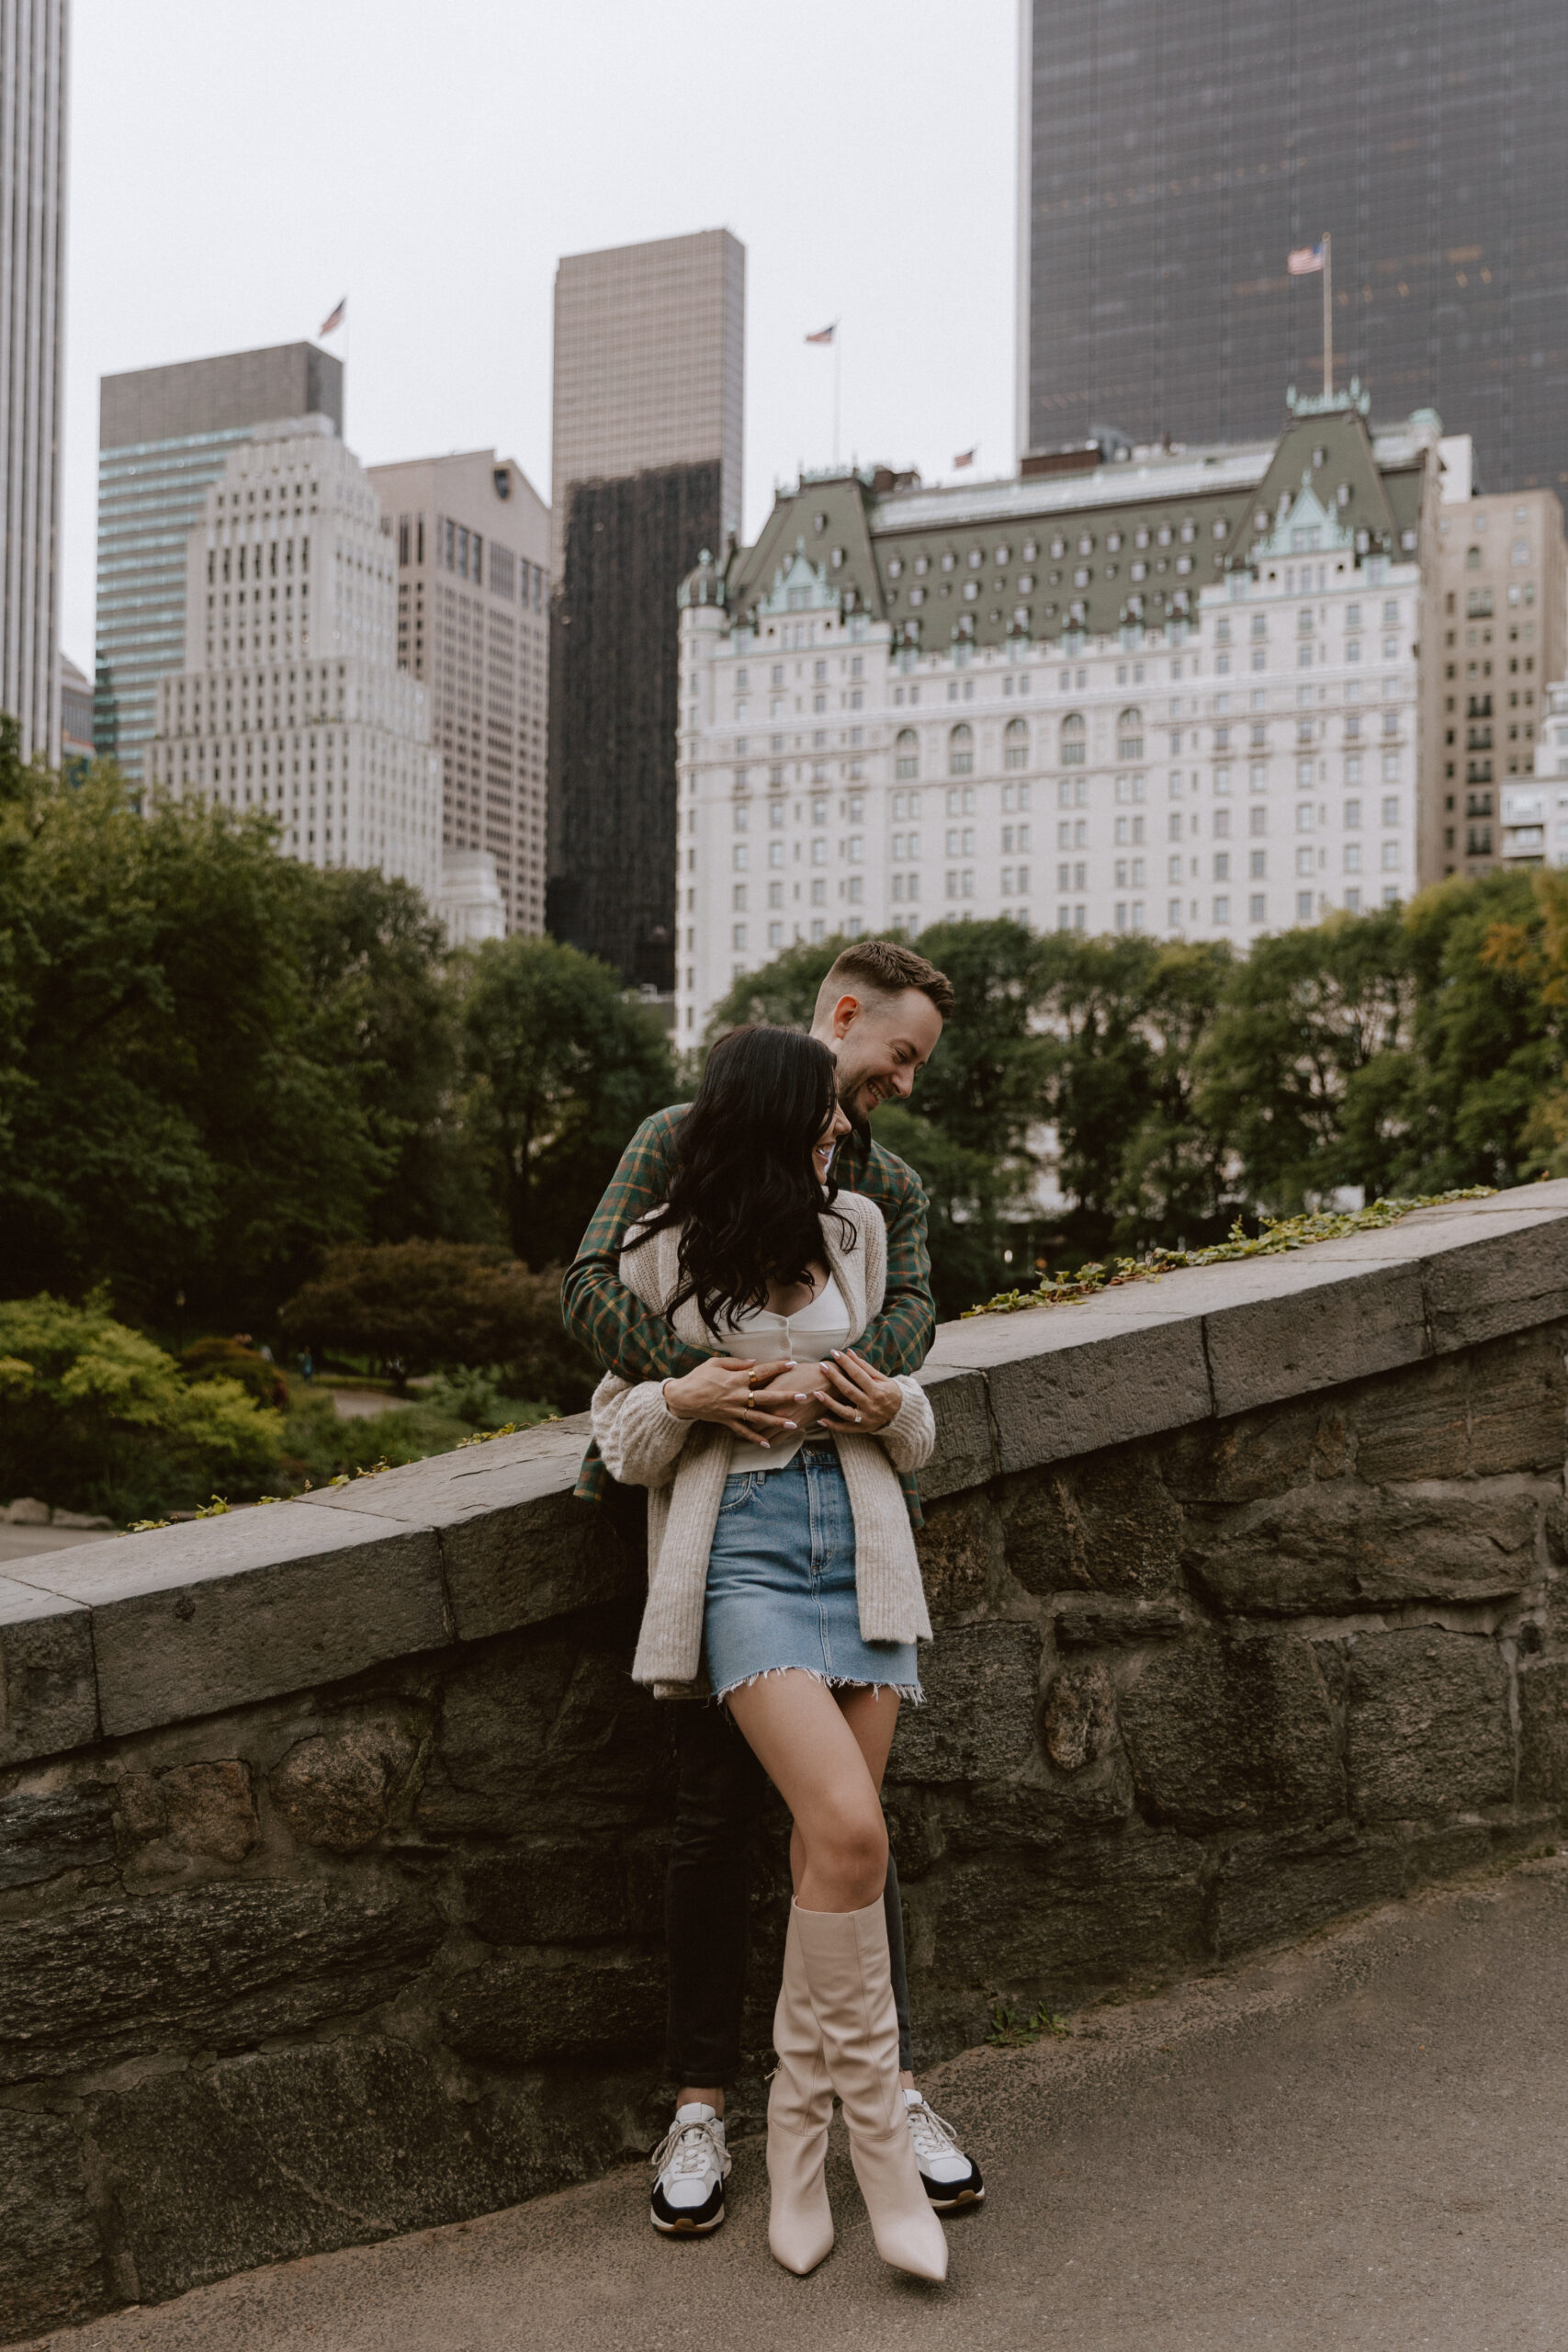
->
xmin=626 ymin=1024 xmax=856 ymax=1330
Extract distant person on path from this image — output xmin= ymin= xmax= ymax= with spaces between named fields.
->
xmin=563 ymin=942 xmax=982 ymax=2275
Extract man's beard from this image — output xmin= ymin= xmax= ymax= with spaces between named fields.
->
xmin=836 ymin=1074 xmax=874 ymax=1148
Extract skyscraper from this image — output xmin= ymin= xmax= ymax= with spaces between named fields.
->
xmin=367 ymin=449 xmax=550 ymax=934
xmin=1 ymin=0 xmax=68 ymax=764
xmin=145 ymin=418 xmax=441 ymax=899
xmin=96 ymin=343 xmax=343 ymax=781
xmin=1018 ymin=1 xmax=1568 ymax=503
xmin=547 ymin=228 xmax=745 ymax=990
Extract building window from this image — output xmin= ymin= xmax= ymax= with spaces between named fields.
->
xmin=895 ymin=728 xmax=918 ymax=780
xmin=948 ymin=723 xmax=973 ymax=776
xmin=1061 ymin=712 xmax=1086 ymax=765
xmin=1117 ymin=707 xmax=1144 ymax=760
xmin=1004 ymin=717 xmax=1028 ymax=770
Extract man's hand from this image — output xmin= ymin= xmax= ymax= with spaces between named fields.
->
xmin=817 ymin=1347 xmax=907 ymax=1435
xmin=661 ymin=1357 xmax=815 ymax=1448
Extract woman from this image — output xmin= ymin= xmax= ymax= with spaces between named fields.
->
xmin=591 ymin=1024 xmax=945 ymax=2284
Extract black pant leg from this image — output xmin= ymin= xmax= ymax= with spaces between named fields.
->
xmin=884 ymin=1846 xmax=914 ymax=2075
xmin=665 ymin=1701 xmax=770 ymax=2086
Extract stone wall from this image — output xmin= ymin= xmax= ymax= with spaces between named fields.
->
xmin=3 ymin=1183 xmax=1567 ymax=2339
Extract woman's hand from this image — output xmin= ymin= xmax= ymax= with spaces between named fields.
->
xmin=816 ymin=1347 xmax=907 ymax=1435
xmin=661 ymin=1357 xmax=808 ymax=1447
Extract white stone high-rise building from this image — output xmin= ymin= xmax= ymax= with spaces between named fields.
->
xmin=1 ymin=0 xmax=68 ymax=764
xmin=146 ymin=419 xmax=441 ymax=899
xmin=675 ymin=391 xmax=1457 ymax=1041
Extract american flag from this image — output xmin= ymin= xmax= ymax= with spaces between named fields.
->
xmin=1287 ymin=243 xmax=1325 ymax=277
xmin=319 ymin=296 xmax=347 ymax=335
xmin=805 ymin=322 xmax=836 ymax=345
xmin=953 ymin=447 xmax=976 ymax=469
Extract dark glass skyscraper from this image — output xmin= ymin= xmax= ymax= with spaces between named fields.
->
xmin=1020 ymin=0 xmax=1568 ymax=501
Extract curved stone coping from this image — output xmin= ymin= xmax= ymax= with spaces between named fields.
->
xmin=2 ymin=1181 xmax=1564 ymax=1761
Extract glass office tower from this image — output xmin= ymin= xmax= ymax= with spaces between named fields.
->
xmin=1020 ymin=0 xmax=1568 ymax=503
xmin=95 ymin=344 xmax=342 ymax=779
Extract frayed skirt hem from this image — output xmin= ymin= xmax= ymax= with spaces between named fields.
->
xmin=712 ymin=1663 xmax=924 ymax=1707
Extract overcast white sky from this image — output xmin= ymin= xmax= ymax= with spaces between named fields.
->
xmin=62 ymin=0 xmax=1018 ymax=667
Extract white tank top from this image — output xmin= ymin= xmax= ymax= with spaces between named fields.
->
xmin=710 ymin=1273 xmax=853 ymax=1473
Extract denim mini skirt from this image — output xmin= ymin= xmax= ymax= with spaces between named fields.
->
xmin=702 ymin=1442 xmax=921 ymax=1704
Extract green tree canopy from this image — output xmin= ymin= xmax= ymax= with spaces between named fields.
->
xmin=457 ymin=933 xmax=678 ymax=1268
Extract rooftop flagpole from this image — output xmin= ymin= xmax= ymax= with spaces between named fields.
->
xmin=1322 ymin=232 xmax=1333 ymax=398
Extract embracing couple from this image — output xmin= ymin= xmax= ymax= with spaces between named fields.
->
xmin=562 ymin=938 xmax=981 ymax=2283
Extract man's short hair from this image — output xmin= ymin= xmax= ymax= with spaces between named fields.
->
xmin=814 ymin=938 xmax=954 ymax=1023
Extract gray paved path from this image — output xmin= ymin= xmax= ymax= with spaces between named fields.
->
xmin=24 ymin=1857 xmax=1568 ymax=2352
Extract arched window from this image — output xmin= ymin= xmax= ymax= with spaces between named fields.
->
xmin=948 ymin=722 xmax=974 ymax=776
xmin=1004 ymin=717 xmax=1029 ymax=771
xmin=895 ymin=728 xmax=919 ymax=780
xmin=1117 ymin=707 xmax=1144 ymax=760
xmin=1061 ymin=712 xmax=1086 ymax=766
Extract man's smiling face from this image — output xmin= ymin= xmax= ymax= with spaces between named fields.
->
xmin=818 ymin=987 xmax=944 ymax=1126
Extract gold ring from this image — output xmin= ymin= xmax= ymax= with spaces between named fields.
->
xmin=747 ymin=1370 xmax=761 ymax=1394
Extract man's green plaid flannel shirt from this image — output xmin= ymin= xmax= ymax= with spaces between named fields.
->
xmin=561 ymin=1104 xmax=935 ymax=1527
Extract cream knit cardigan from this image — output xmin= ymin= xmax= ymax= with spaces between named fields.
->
xmin=590 ymin=1191 xmax=936 ymax=1695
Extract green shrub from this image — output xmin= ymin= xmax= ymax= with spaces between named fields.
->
xmin=424 ymin=1364 xmax=506 ymax=1427
xmin=0 ymin=1294 xmax=282 ymax=1521
xmin=180 ymin=1335 xmax=288 ymax=1409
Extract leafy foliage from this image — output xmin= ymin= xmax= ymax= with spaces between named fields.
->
xmin=966 ymin=1189 xmax=1496 ymax=1317
xmin=457 ymin=933 xmax=678 ymax=1268
xmin=279 ymin=1238 xmax=597 ymax=1406
xmin=0 ymin=1294 xmax=282 ymax=1521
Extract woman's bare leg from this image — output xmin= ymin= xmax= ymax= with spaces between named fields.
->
xmin=726 ymin=1673 xmax=900 ymax=1913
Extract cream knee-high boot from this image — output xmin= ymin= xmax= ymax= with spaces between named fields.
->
xmin=793 ymin=1898 xmax=947 ymax=2283
xmin=766 ymin=1904 xmax=836 ymax=2274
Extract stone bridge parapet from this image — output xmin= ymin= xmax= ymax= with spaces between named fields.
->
xmin=4 ymin=1182 xmax=1567 ymax=2335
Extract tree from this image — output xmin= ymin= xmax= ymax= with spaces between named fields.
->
xmin=1192 ymin=910 xmax=1415 ymax=1211
xmin=280 ymin=1238 xmax=597 ymax=1405
xmin=457 ymin=933 xmax=678 ymax=1268
xmin=1107 ymin=939 xmax=1235 ymax=1249
xmin=703 ymin=933 xmax=843 ymax=1037
xmin=0 ymin=762 xmax=464 ymax=1327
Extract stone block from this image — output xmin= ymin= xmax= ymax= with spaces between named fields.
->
xmin=456 ymin=1838 xmax=640 ymax=1945
xmin=11 ymin=1504 xmax=452 ymax=1738
xmin=1188 ymin=1483 xmax=1540 ymax=1617
xmin=417 ymin=1633 xmax=672 ymax=1838
xmin=156 ymin=1762 xmax=260 ymax=1862
xmin=914 ymin=1489 xmax=1002 ymax=1621
xmin=983 ymin=1313 xmax=1213 ymax=1476
xmin=294 ymin=1427 xmax=640 ymax=1645
xmin=0 ymin=1578 xmax=97 ymax=1766
xmin=1050 ymin=1594 xmax=1190 ymax=1648
xmin=1198 ymin=1254 xmax=1427 ymax=1418
xmin=1117 ymin=1631 xmax=1343 ymax=1832
xmin=1517 ymin=1659 xmax=1568 ymax=1809
xmin=888 ymin=1622 xmax=1041 ymax=1786
xmin=86 ymin=2040 xmax=588 ymax=2305
xmin=916 ymin=1365 xmax=996 ymax=1501
xmin=5 ymin=1496 xmax=51 ymax=1524
xmin=268 ymin=1721 xmax=423 ymax=1854
xmin=1346 ymin=1629 xmax=1513 ymax=1821
xmin=0 ymin=1785 xmax=116 ymax=1889
xmin=931 ymin=1826 xmax=1206 ymax=1993
xmin=1419 ymin=1204 xmax=1568 ymax=1352
xmin=0 ymin=2108 xmax=111 ymax=2339
xmin=1042 ymin=1660 xmax=1117 ymax=1770
xmin=435 ymin=1947 xmax=664 ymax=2067
xmin=1350 ymin=1335 xmax=1568 ymax=1484
xmin=1004 ymin=1445 xmax=1184 ymax=1600
xmin=1207 ymin=1823 xmax=1408 ymax=1959
xmin=0 ymin=1879 xmax=444 ymax=2086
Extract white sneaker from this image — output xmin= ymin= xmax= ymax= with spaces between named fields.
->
xmin=904 ymin=2089 xmax=985 ymax=2212
xmin=650 ymin=2102 xmax=730 ymax=2235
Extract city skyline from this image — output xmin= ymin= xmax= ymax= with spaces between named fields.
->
xmin=57 ymin=0 xmax=1014 ymax=675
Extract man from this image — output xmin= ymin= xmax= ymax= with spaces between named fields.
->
xmin=562 ymin=938 xmax=984 ymax=2237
